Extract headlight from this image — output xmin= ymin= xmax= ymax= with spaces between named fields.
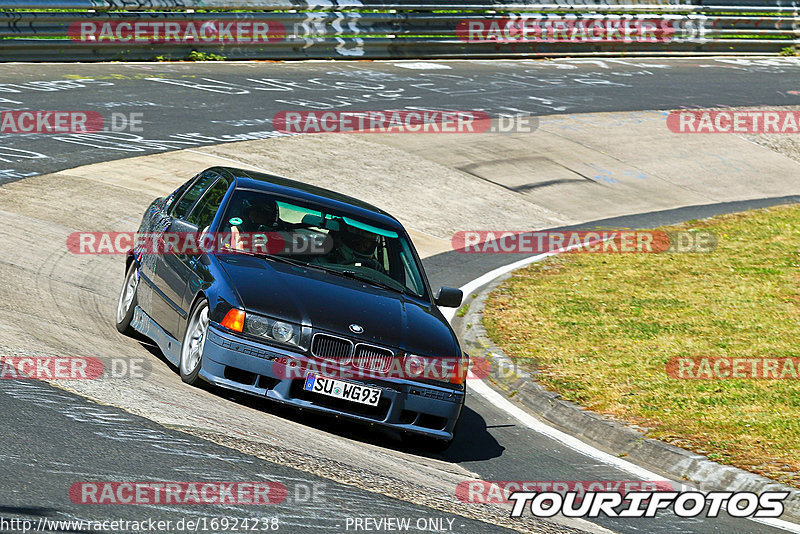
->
xmin=404 ymin=355 xmax=426 ymax=378
xmin=243 ymin=313 xmax=301 ymax=347
xmin=244 ymin=314 xmax=269 ymax=336
xmin=271 ymin=321 xmax=294 ymax=343
xmin=403 ymin=353 xmax=466 ymax=385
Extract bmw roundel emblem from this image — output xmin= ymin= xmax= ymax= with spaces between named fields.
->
xmin=349 ymin=324 xmax=364 ymax=334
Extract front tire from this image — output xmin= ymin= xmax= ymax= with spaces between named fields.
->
xmin=180 ymin=298 xmax=209 ymax=385
xmin=404 ymin=414 xmax=460 ymax=453
xmin=404 ymin=432 xmax=454 ymax=453
xmin=116 ymin=261 xmax=139 ymax=336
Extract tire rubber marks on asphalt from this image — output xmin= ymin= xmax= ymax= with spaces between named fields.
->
xmin=0 ymin=148 xmax=47 ymax=163
xmin=51 ymin=131 xmax=294 ymax=153
xmin=0 ymin=169 xmax=38 ymax=182
xmin=0 ymin=79 xmax=114 ymax=94
xmin=1 ymin=379 xmax=250 ymax=464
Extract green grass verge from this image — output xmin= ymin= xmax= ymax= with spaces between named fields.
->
xmin=482 ymin=204 xmax=800 ymax=487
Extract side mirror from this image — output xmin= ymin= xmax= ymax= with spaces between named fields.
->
xmin=168 ymin=219 xmax=199 ymax=234
xmin=435 ymin=286 xmax=463 ymax=308
xmin=164 ymin=219 xmax=200 ymax=257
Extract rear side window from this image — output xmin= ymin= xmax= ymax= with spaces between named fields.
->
xmin=164 ymin=176 xmax=195 ymax=212
xmin=171 ymin=172 xmax=217 ymax=220
xmin=187 ymin=178 xmax=230 ymax=230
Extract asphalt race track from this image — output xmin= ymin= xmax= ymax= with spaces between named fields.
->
xmin=1 ymin=57 xmax=800 ymax=534
xmin=2 ymin=57 xmax=800 ymax=181
xmin=0 ymin=378 xmax=517 ymax=534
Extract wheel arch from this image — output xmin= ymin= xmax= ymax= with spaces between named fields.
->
xmin=179 ymin=290 xmax=209 ymax=345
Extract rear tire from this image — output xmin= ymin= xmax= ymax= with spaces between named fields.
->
xmin=116 ymin=261 xmax=139 ymax=336
xmin=180 ymin=298 xmax=209 ymax=385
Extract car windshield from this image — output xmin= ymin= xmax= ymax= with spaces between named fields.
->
xmin=219 ymin=189 xmax=428 ymax=299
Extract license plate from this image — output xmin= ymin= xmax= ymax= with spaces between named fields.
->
xmin=303 ymin=373 xmax=381 ymax=407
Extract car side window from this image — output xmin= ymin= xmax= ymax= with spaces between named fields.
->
xmin=171 ymin=172 xmax=218 ymax=220
xmin=165 ymin=176 xmax=195 ymax=213
xmin=186 ymin=178 xmax=230 ymax=230
xmin=399 ymin=239 xmax=425 ymax=297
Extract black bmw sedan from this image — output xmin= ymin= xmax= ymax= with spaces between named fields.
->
xmin=116 ymin=166 xmax=467 ymax=449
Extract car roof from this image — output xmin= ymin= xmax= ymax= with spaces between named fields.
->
xmin=211 ymin=166 xmax=404 ymax=232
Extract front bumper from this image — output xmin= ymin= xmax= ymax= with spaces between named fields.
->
xmin=201 ymin=325 xmax=465 ymax=441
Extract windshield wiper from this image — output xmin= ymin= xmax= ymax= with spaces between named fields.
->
xmin=291 ymin=261 xmax=400 ymax=292
xmin=260 ymin=254 xmax=311 ymax=268
xmin=234 ymin=249 xmax=316 ymax=269
xmin=333 ymin=269 xmax=408 ymax=295
xmin=238 ymin=249 xmax=410 ymax=295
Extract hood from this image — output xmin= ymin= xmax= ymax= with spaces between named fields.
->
xmin=217 ymin=254 xmax=459 ymax=357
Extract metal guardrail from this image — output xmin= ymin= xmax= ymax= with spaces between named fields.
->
xmin=0 ymin=1 xmax=797 ymax=61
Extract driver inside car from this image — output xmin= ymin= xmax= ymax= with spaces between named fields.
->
xmin=230 ymin=199 xmax=280 ymax=251
xmin=329 ymin=223 xmax=385 ymax=272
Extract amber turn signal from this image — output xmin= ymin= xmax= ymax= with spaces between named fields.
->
xmin=221 ymin=308 xmax=245 ymax=332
